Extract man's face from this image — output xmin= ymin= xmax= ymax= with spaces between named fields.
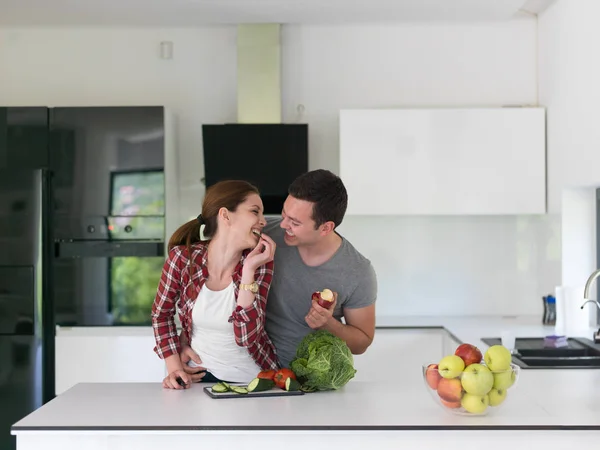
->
xmin=280 ymin=196 xmax=323 ymax=247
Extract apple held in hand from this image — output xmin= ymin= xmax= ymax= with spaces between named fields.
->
xmin=425 ymin=364 xmax=442 ymax=390
xmin=455 ymin=343 xmax=483 ymax=367
xmin=312 ymin=289 xmax=334 ymax=309
xmin=460 ymin=363 xmax=493 ymax=396
xmin=437 ymin=377 xmax=462 ymax=403
xmin=484 ymin=345 xmax=512 ymax=371
xmin=437 ymin=355 xmax=465 ymax=379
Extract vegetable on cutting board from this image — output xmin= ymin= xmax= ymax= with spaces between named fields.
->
xmin=285 ymin=377 xmax=301 ymax=391
xmin=257 ymin=369 xmax=276 ymax=380
xmin=247 ymin=377 xmax=275 ymax=392
xmin=273 ymin=368 xmax=297 ymax=389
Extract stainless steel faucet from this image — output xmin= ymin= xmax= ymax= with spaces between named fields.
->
xmin=580 ymin=268 xmax=600 ymax=310
xmin=580 ymin=269 xmax=600 ymax=343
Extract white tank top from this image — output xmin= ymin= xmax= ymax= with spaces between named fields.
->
xmin=190 ymin=281 xmax=261 ymax=383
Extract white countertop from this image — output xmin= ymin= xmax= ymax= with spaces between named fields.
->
xmin=14 ymin=316 xmax=600 ymax=432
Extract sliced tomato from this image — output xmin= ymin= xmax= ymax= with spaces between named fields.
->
xmin=273 ymin=368 xmax=296 ymax=390
xmin=257 ymin=369 xmax=276 ymax=381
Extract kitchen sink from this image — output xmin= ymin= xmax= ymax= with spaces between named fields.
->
xmin=480 ymin=337 xmax=600 ymax=369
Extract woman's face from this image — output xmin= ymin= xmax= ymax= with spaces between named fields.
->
xmin=227 ymin=193 xmax=266 ymax=249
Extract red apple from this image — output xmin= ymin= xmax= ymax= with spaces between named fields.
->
xmin=425 ymin=364 xmax=442 ymax=390
xmin=440 ymin=398 xmax=461 ymax=409
xmin=437 ymin=377 xmax=463 ymax=403
xmin=455 ymin=343 xmax=483 ymax=367
xmin=312 ymin=289 xmax=334 ymax=309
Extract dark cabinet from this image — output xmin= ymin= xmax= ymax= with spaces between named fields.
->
xmin=0 ymin=107 xmax=49 ymax=170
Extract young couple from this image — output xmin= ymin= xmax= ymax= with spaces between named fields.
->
xmin=151 ymin=169 xmax=378 ymax=389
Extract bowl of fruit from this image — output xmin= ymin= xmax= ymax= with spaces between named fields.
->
xmin=422 ymin=343 xmax=520 ymax=416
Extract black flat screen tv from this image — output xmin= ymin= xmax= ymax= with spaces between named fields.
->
xmin=202 ymin=124 xmax=308 ymax=214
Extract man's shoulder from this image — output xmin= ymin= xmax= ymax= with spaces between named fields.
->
xmin=339 ymin=235 xmax=372 ymax=268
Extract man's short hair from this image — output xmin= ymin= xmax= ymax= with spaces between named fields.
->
xmin=288 ymin=169 xmax=348 ymax=228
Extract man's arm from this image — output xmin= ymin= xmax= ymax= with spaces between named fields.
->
xmin=322 ymin=304 xmax=375 ymax=354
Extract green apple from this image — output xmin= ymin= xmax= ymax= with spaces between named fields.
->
xmin=493 ymin=368 xmax=516 ymax=390
xmin=484 ymin=345 xmax=512 ymax=371
xmin=460 ymin=363 xmax=494 ymax=395
xmin=438 ymin=355 xmax=465 ymax=379
xmin=461 ymin=393 xmax=489 ymax=414
xmin=488 ymin=388 xmax=507 ymax=406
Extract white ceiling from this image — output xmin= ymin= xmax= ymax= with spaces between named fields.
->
xmin=0 ymin=0 xmax=556 ymax=26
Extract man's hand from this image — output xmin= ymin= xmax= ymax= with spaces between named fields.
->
xmin=180 ymin=345 xmax=207 ymax=382
xmin=305 ymin=292 xmax=337 ymax=329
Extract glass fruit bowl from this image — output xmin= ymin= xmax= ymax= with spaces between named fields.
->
xmin=422 ymin=344 xmax=520 ymax=416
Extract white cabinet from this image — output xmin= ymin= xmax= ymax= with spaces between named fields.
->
xmin=339 ymin=108 xmax=546 ymax=215
xmin=55 ymin=327 xmax=166 ymax=395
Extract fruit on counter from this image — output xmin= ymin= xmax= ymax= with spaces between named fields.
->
xmin=425 ymin=342 xmax=517 ymax=414
xmin=454 ymin=343 xmax=483 ymax=367
xmin=312 ymin=288 xmax=335 ymax=309
xmin=492 ymin=367 xmax=516 ymax=390
xmin=488 ymin=388 xmax=507 ymax=406
xmin=461 ymin=393 xmax=489 ymax=414
xmin=484 ymin=345 xmax=512 ymax=371
xmin=460 ymin=363 xmax=493 ymax=396
xmin=440 ymin=398 xmax=461 ymax=409
xmin=425 ymin=364 xmax=443 ymax=390
xmin=257 ymin=369 xmax=277 ymax=380
xmin=273 ymin=368 xmax=297 ymax=390
xmin=437 ymin=355 xmax=465 ymax=379
xmin=437 ymin=377 xmax=462 ymax=403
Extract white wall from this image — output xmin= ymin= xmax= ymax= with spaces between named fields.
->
xmin=282 ymin=21 xmax=560 ymax=317
xmin=0 ymin=20 xmax=560 ymax=318
xmin=0 ymin=26 xmax=238 ymax=226
xmin=538 ymin=0 xmax=600 ymax=327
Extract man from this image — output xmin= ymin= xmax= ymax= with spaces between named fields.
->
xmin=180 ymin=169 xmax=378 ymax=375
xmin=261 ymin=169 xmax=377 ymax=368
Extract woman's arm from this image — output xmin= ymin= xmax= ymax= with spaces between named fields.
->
xmin=151 ymin=247 xmax=184 ymax=360
xmin=229 ymin=260 xmax=273 ymax=347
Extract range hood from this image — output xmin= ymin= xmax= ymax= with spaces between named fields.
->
xmin=236 ymin=24 xmax=282 ymax=124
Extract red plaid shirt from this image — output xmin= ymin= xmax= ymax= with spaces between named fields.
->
xmin=151 ymin=242 xmax=280 ymax=371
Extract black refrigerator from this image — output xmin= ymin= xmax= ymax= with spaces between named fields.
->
xmin=0 ymin=106 xmax=166 ymax=450
xmin=0 ymin=107 xmax=53 ymax=450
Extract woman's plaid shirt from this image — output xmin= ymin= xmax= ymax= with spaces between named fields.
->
xmin=151 ymin=243 xmax=280 ymax=371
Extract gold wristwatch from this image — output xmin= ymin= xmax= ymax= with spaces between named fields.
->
xmin=239 ymin=281 xmax=259 ymax=293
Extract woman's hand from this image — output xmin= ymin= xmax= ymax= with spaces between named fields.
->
xmin=244 ymin=233 xmax=276 ymax=272
xmin=162 ymin=369 xmax=192 ymax=390
xmin=180 ymin=345 xmax=208 ymax=382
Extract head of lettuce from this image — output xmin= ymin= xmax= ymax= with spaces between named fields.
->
xmin=290 ymin=330 xmax=357 ymax=391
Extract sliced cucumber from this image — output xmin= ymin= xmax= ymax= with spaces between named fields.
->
xmin=285 ymin=377 xmax=301 ymax=392
xmin=211 ymin=383 xmax=229 ymax=393
xmin=247 ymin=377 xmax=275 ymax=392
xmin=230 ymin=385 xmax=249 ymax=394
xmin=220 ymin=382 xmax=232 ymax=390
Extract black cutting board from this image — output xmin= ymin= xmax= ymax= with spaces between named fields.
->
xmin=203 ymin=385 xmax=305 ymax=399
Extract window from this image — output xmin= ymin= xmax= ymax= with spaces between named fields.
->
xmin=109 ymin=170 xmax=165 ymax=324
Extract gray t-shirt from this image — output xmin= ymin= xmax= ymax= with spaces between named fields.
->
xmin=263 ymin=218 xmax=378 ymax=368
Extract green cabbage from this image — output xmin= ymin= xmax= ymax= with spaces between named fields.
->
xmin=290 ymin=330 xmax=357 ymax=391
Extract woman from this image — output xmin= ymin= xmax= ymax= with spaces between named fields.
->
xmin=151 ymin=180 xmax=279 ymax=389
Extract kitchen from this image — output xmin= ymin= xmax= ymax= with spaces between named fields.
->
xmin=2 ymin=0 xmax=600 ymax=448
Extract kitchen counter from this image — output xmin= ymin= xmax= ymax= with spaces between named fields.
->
xmin=13 ymin=316 xmax=600 ymax=449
